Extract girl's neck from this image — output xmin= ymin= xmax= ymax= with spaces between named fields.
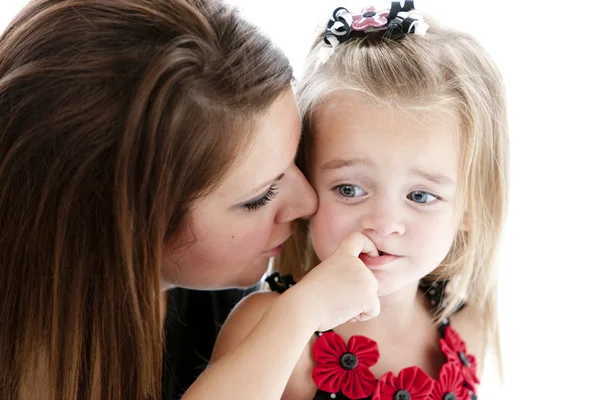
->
xmin=341 ymin=281 xmax=432 ymax=337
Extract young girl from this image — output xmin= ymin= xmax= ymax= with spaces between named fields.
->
xmin=212 ymin=2 xmax=508 ymax=399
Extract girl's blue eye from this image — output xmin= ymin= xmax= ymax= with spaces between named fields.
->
xmin=335 ymin=184 xmax=366 ymax=198
xmin=408 ymin=190 xmax=438 ymax=204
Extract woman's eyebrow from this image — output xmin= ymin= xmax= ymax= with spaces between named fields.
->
xmin=242 ymin=173 xmax=285 ymax=199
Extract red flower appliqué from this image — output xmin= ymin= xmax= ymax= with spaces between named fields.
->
xmin=430 ymin=363 xmax=470 ymax=400
xmin=372 ymin=366 xmax=434 ymax=400
xmin=439 ymin=326 xmax=480 ymax=392
xmin=352 ymin=6 xmax=389 ymax=31
xmin=312 ymin=331 xmax=380 ymax=399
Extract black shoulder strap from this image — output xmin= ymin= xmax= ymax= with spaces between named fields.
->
xmin=419 ymin=279 xmax=467 ymax=332
xmin=265 ymin=271 xmax=296 ymax=293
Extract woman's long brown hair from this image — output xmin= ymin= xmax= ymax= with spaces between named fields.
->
xmin=0 ymin=0 xmax=293 ymax=398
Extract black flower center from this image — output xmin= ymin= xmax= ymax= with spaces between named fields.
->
xmin=443 ymin=393 xmax=457 ymax=400
xmin=394 ymin=390 xmax=411 ymax=400
xmin=339 ymin=352 xmax=358 ymax=370
xmin=363 ymin=11 xmax=376 ymax=18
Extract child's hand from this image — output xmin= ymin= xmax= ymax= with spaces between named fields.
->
xmin=293 ymin=232 xmax=380 ymax=332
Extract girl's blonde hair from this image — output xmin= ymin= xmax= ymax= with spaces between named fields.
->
xmin=276 ymin=16 xmax=508 ymax=374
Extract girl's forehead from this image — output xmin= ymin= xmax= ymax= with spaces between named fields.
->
xmin=310 ymin=97 xmax=461 ymax=176
xmin=312 ymin=93 xmax=461 ymax=143
xmin=316 ymin=91 xmax=459 ymax=123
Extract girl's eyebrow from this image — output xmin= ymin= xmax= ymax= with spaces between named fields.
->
xmin=321 ymin=157 xmax=374 ymax=172
xmin=320 ymin=158 xmax=455 ymax=186
xmin=409 ymin=168 xmax=456 ymax=186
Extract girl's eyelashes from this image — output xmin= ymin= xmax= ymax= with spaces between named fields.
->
xmin=333 ymin=184 xmax=367 ymax=198
xmin=330 ymin=184 xmax=443 ymax=205
xmin=407 ymin=190 xmax=441 ymax=204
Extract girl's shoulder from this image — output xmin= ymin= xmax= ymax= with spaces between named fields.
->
xmin=420 ymin=278 xmax=486 ymax=375
xmin=212 ymin=272 xmax=300 ymax=361
xmin=447 ymin=303 xmax=486 ymax=375
xmin=215 ymin=271 xmax=297 ymax=340
xmin=210 ymin=289 xmax=281 ymax=364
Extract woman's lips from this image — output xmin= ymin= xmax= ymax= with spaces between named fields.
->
xmin=263 ymin=243 xmax=284 ymax=257
xmin=263 ymin=232 xmax=293 ymax=257
xmin=359 ymin=253 xmax=403 ymax=269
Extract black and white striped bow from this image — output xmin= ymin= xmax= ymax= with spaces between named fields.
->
xmin=317 ymin=1 xmax=428 ymax=66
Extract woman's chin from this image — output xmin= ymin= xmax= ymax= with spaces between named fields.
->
xmin=228 ymin=262 xmax=270 ymax=289
xmin=232 ymin=274 xmax=264 ymax=289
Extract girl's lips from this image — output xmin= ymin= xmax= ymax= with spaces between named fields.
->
xmin=359 ymin=253 xmax=403 ymax=268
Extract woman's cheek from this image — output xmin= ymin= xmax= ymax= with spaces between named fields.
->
xmin=195 ymin=213 xmax=272 ymax=269
xmin=232 ymin=215 xmax=273 ymax=253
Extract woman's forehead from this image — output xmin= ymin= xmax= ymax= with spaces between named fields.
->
xmin=219 ymin=90 xmax=301 ymax=198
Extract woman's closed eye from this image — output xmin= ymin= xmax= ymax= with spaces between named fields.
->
xmin=334 ymin=184 xmax=367 ymax=198
xmin=407 ymin=190 xmax=440 ymax=204
xmin=243 ymin=184 xmax=279 ymax=211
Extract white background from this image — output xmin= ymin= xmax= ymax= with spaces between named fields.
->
xmin=2 ymin=0 xmax=600 ymax=398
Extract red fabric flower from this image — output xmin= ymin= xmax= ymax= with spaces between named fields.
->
xmin=352 ymin=6 xmax=389 ymax=31
xmin=430 ymin=363 xmax=470 ymax=400
xmin=312 ymin=332 xmax=380 ymax=399
xmin=439 ymin=326 xmax=480 ymax=392
xmin=372 ymin=366 xmax=434 ymax=400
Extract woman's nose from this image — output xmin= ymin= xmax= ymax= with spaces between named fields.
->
xmin=275 ymin=165 xmax=317 ymax=223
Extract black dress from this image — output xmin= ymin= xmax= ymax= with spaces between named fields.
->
xmin=161 ymin=285 xmax=259 ymax=400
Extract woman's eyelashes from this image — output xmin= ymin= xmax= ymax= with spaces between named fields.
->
xmin=243 ymin=184 xmax=279 ymax=211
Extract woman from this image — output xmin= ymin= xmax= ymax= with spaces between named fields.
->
xmin=0 ymin=0 xmax=380 ymax=399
